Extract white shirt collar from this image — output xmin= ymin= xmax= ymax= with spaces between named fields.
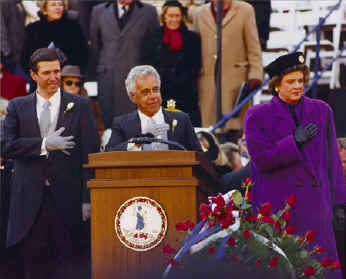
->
xmin=36 ymin=88 xmax=61 ymax=108
xmin=138 ymin=107 xmax=165 ymax=133
xmin=118 ymin=2 xmax=128 ymax=17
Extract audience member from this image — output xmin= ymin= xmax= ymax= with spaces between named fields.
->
xmin=197 ymin=131 xmax=232 ymax=176
xmin=191 ymin=0 xmax=263 ymax=134
xmin=61 ymin=65 xmax=104 ymax=138
xmin=0 ymin=0 xmax=25 ymax=74
xmin=220 ymin=142 xmax=242 ymax=171
xmin=237 ymin=132 xmax=250 ymax=166
xmin=1 ymin=48 xmax=100 ymax=279
xmin=145 ymin=0 xmax=202 ymax=126
xmin=244 ymin=52 xmax=345 ymax=279
xmin=105 ymin=65 xmax=201 ymax=152
xmin=328 ymin=66 xmax=346 ymax=137
xmin=21 ymin=0 xmax=88 ymax=76
xmin=0 ymin=53 xmax=27 ymax=101
xmin=244 ymin=0 xmax=271 ymax=50
xmin=89 ymin=0 xmax=160 ymax=129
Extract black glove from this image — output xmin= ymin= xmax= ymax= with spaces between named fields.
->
xmin=293 ymin=123 xmax=318 ymax=147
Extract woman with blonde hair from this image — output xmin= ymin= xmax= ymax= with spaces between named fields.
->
xmin=21 ymin=0 xmax=88 ymax=75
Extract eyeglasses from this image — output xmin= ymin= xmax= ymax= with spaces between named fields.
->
xmin=139 ymin=87 xmax=160 ymax=97
xmin=64 ymin=80 xmax=82 ymax=87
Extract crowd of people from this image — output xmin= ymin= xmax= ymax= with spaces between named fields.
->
xmin=0 ymin=0 xmax=345 ymax=279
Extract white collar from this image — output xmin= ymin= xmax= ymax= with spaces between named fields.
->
xmin=36 ymin=88 xmax=61 ymax=107
xmin=137 ymin=107 xmax=164 ymax=124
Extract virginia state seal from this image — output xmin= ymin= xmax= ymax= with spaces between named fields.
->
xmin=115 ymin=197 xmax=168 ymax=251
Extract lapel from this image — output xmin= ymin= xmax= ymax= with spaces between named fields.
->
xmin=162 ymin=109 xmax=173 ymax=141
xmin=120 ymin=4 xmax=142 ymax=37
xmin=27 ymin=93 xmax=41 ymax=137
xmin=106 ymin=3 xmax=121 ymax=36
xmin=272 ymin=96 xmax=318 ymax=180
xmin=222 ymin=1 xmax=238 ymax=28
xmin=131 ymin=111 xmax=142 ymax=136
xmin=200 ymin=4 xmax=217 ymax=33
xmin=55 ymin=90 xmax=72 ymax=131
xmin=298 ymin=97 xmax=319 ymax=179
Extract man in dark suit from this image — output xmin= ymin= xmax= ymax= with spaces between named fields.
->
xmin=1 ymin=48 xmax=100 ymax=279
xmin=89 ymin=0 xmax=160 ymax=128
xmin=105 ymin=65 xmax=201 ymax=152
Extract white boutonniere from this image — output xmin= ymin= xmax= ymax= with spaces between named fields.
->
xmin=64 ymin=102 xmax=74 ymax=114
xmin=172 ymin=119 xmax=178 ymax=134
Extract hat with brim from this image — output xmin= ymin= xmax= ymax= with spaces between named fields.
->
xmin=61 ymin=65 xmax=82 ymax=78
xmin=265 ymin=52 xmax=306 ymax=79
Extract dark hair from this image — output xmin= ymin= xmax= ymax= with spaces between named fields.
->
xmin=29 ymin=48 xmax=61 ymax=73
xmin=268 ymin=64 xmax=310 ymax=96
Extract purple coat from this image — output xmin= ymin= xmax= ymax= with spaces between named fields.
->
xmin=245 ymin=96 xmax=345 ymax=279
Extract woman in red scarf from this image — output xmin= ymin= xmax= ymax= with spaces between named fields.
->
xmin=144 ymin=0 xmax=202 ymax=126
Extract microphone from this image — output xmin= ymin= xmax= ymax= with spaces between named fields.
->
xmin=128 ymin=133 xmax=155 ymax=145
xmin=127 ymin=133 xmax=186 ymax=150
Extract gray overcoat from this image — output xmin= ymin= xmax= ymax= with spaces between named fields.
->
xmin=89 ymin=2 xmax=160 ymax=128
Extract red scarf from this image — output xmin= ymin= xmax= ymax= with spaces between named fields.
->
xmin=162 ymin=25 xmax=183 ymax=51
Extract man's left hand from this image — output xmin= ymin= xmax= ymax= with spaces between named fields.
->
xmin=82 ymin=203 xmax=91 ymax=221
xmin=248 ymin=79 xmax=262 ymax=91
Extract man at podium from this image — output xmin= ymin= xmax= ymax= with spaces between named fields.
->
xmin=105 ymin=65 xmax=202 ymax=152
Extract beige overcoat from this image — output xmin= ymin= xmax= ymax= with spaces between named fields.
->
xmin=192 ymin=1 xmax=263 ymax=130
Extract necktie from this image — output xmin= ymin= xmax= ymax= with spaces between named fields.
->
xmin=143 ymin=118 xmax=169 ymax=150
xmin=119 ymin=6 xmax=128 ymax=29
xmin=39 ymin=100 xmax=51 ymax=137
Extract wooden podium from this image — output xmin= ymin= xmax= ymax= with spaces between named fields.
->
xmin=85 ymin=151 xmax=218 ymax=279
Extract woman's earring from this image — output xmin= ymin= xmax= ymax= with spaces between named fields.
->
xmin=275 ymin=87 xmax=279 ymax=92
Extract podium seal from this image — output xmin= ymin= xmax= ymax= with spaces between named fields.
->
xmin=115 ymin=197 xmax=168 ymax=251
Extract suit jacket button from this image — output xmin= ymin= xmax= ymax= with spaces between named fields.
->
xmin=296 ymin=182 xmax=303 ymax=187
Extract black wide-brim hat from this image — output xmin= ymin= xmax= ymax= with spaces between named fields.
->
xmin=265 ymin=52 xmax=306 ymax=79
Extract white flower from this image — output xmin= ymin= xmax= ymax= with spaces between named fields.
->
xmin=64 ymin=102 xmax=74 ymax=114
xmin=172 ymin=119 xmax=178 ymax=134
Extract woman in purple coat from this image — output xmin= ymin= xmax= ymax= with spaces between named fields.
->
xmin=244 ymin=52 xmax=345 ymax=279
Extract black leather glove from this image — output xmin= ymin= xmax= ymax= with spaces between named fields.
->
xmin=293 ymin=123 xmax=318 ymax=147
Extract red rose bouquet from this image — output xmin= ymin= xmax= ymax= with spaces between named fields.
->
xmin=163 ymin=178 xmax=341 ymax=279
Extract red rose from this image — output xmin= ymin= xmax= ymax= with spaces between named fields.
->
xmin=185 ymin=220 xmax=195 ymax=230
xmin=244 ymin=177 xmax=252 ymax=187
xmin=163 ymin=244 xmax=176 ymax=254
xmin=210 ymin=193 xmax=225 ymax=208
xmin=282 ymin=211 xmax=292 ymax=222
xmin=297 ymin=236 xmax=304 ymax=243
xmin=245 ymin=214 xmax=257 ymax=222
xmin=259 ymin=202 xmax=272 ymax=217
xmin=314 ymin=246 xmax=323 ymax=254
xmin=331 ymin=261 xmax=342 ymax=270
xmin=227 ymin=237 xmax=236 ymax=246
xmin=243 ymin=230 xmax=251 ymax=240
xmin=304 ymin=266 xmax=315 ymax=276
xmin=286 ymin=195 xmax=298 ymax=207
xmin=175 ymin=222 xmax=188 ymax=231
xmin=305 ymin=230 xmax=316 ymax=243
xmin=285 ymin=225 xmax=295 ymax=235
xmin=220 ymin=216 xmax=234 ymax=229
xmin=199 ymin=203 xmax=211 ymax=220
xmin=255 ymin=259 xmax=262 ymax=267
xmin=231 ymin=254 xmax=239 ymax=263
xmin=208 ymin=247 xmax=215 ymax=254
xmin=321 ymin=258 xmax=332 ymax=268
xmin=261 ymin=216 xmax=275 ymax=225
xmin=245 ymin=191 xmax=252 ymax=202
xmin=269 ymin=257 xmax=279 ymax=268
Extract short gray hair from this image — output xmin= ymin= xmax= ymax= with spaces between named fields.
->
xmin=125 ymin=65 xmax=161 ymax=99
